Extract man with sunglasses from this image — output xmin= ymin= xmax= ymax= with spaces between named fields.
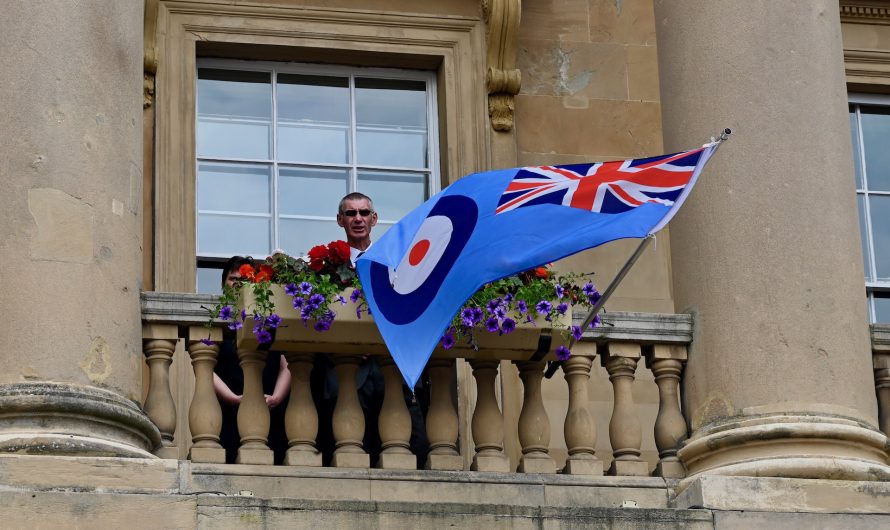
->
xmin=336 ymin=192 xmax=378 ymax=265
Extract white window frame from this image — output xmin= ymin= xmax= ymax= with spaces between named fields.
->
xmin=195 ymin=58 xmax=441 ymax=268
xmin=849 ymin=93 xmax=890 ymax=322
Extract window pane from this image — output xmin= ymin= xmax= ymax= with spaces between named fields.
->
xmin=198 ymin=69 xmax=271 ymax=159
xmin=277 ymin=74 xmax=350 ymax=164
xmin=870 ymin=195 xmax=890 ymax=281
xmin=861 ymin=106 xmax=890 ymax=192
xmin=875 ymin=292 xmax=890 ymax=323
xmin=279 ymin=166 xmax=348 ymax=217
xmin=858 ymin=194 xmax=872 ymax=280
xmin=279 ymin=218 xmax=346 ymax=257
xmin=198 ymin=162 xmax=271 ymax=213
xmin=357 ymin=170 xmax=427 ymax=222
xmin=198 ymin=214 xmax=271 ymax=257
xmin=355 ymin=78 xmax=428 ymax=167
xmin=197 ymin=267 xmax=223 ymax=295
xmin=850 ymin=109 xmax=863 ymax=189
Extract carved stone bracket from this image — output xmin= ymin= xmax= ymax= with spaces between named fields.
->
xmin=144 ymin=0 xmax=159 ymax=108
xmin=483 ymin=0 xmax=521 ymax=131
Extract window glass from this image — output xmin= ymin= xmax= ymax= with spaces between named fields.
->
xmin=279 ymin=166 xmax=348 ymax=217
xmin=858 ymin=195 xmax=872 ymax=280
xmin=198 ymin=214 xmax=271 ymax=257
xmin=279 ymin=218 xmax=348 ymax=257
xmin=197 ymin=267 xmax=223 ymax=296
xmin=197 ymin=69 xmax=271 ymax=160
xmin=875 ymin=292 xmax=890 ymax=323
xmin=870 ymin=195 xmax=890 ymax=281
xmin=277 ymin=74 xmax=350 ymax=164
xmin=850 ymin=110 xmax=863 ymax=189
xmin=355 ymin=78 xmax=428 ymax=168
xmin=198 ymin=162 xmax=271 ymax=213
xmin=861 ymin=106 xmax=890 ymax=192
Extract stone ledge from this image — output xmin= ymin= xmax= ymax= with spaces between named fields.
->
xmin=675 ymin=475 xmax=890 ymax=514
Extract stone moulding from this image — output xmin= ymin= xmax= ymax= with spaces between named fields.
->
xmin=676 ymin=412 xmax=890 ymax=492
xmin=841 ymin=3 xmax=890 ymax=24
xmin=483 ymin=0 xmax=521 ymax=131
xmin=0 ymin=382 xmax=161 ymax=458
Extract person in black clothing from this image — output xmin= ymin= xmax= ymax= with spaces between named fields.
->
xmin=214 ymin=256 xmax=291 ymax=464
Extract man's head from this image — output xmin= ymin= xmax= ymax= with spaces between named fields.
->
xmin=221 ymin=255 xmax=254 ymax=289
xmin=337 ymin=192 xmax=377 ymax=250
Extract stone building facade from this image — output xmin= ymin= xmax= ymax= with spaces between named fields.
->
xmin=1 ymin=1 xmax=889 ymax=528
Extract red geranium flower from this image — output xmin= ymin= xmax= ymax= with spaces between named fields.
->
xmin=238 ymin=263 xmax=256 ymax=281
xmin=255 ymin=264 xmax=273 ymax=283
xmin=308 ymin=259 xmax=324 ymax=272
xmin=535 ymin=266 xmax=549 ymax=279
xmin=327 ymin=240 xmax=351 ymax=265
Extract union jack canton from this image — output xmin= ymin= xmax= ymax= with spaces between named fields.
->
xmin=495 ymin=148 xmax=706 ymax=215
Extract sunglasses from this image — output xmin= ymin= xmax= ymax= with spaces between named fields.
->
xmin=341 ymin=209 xmax=374 ymax=217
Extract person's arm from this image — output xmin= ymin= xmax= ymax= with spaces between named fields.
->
xmin=265 ymin=355 xmax=291 ymax=408
xmin=213 ymin=373 xmax=241 ymax=406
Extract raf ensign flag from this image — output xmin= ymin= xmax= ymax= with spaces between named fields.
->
xmin=356 ymin=141 xmax=721 ymax=388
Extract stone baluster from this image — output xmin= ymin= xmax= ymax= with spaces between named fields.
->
xmin=876 ymin=353 xmax=890 ymax=438
xmin=425 ymin=359 xmax=462 ymax=470
xmin=645 ymin=344 xmax=688 ymax=478
xmin=469 ymin=359 xmax=510 ymax=472
xmin=377 ymin=357 xmax=415 ymax=469
xmin=515 ymin=360 xmax=555 ymax=473
xmin=236 ymin=348 xmax=273 ymax=464
xmin=283 ymin=352 xmax=321 ymax=466
xmin=332 ymin=355 xmax=370 ymax=468
xmin=186 ymin=327 xmax=225 ymax=463
xmin=562 ymin=353 xmax=603 ymax=475
xmin=142 ymin=324 xmax=179 ymax=459
xmin=602 ymin=342 xmax=648 ymax=476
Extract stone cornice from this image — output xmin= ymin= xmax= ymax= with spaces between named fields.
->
xmin=841 ymin=2 xmax=890 ymax=24
xmin=141 ymin=291 xmax=693 ymax=344
xmin=872 ymin=323 xmax=890 ymax=353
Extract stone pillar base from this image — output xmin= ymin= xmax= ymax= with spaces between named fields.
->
xmin=284 ymin=448 xmax=322 ymax=467
xmin=425 ymin=454 xmax=464 ymax=471
xmin=653 ymin=459 xmax=686 ymax=479
xmin=154 ymin=445 xmax=179 ymax=460
xmin=608 ymin=459 xmax=649 ymax=476
xmin=678 ymin=413 xmax=890 ymax=492
xmin=518 ymin=455 xmax=556 ymax=474
xmin=0 ymin=382 xmax=160 ymax=458
xmin=190 ymin=447 xmax=226 ymax=464
xmin=377 ymin=452 xmax=416 ymax=470
xmin=471 ymin=453 xmax=511 ymax=472
xmin=562 ymin=457 xmax=603 ymax=476
xmin=236 ymin=447 xmax=273 ymax=465
xmin=332 ymin=451 xmax=370 ymax=468
xmin=675 ymin=475 xmax=890 ymax=513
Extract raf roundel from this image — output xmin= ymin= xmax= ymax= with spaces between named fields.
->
xmin=369 ymin=195 xmax=478 ymax=325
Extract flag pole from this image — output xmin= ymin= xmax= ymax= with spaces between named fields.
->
xmin=571 ymin=233 xmax=654 ymax=347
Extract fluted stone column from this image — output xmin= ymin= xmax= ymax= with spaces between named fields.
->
xmin=654 ymin=0 xmax=890 ymax=487
xmin=0 ymin=2 xmax=158 ymax=456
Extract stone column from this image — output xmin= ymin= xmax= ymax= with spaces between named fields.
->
xmin=653 ymin=0 xmax=890 ymax=485
xmin=0 ymin=2 xmax=158 ymax=456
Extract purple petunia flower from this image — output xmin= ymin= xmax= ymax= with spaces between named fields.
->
xmin=350 ymin=289 xmax=363 ymax=303
xmin=314 ymin=320 xmax=331 ymax=332
xmin=556 ymin=302 xmax=569 ymax=315
xmin=441 ymin=332 xmax=455 ymax=349
xmin=536 ymin=300 xmax=552 ymax=315
xmin=588 ymin=314 xmax=602 ymax=329
xmin=292 ymin=296 xmax=304 ymax=309
xmin=487 ymin=298 xmax=502 ymax=313
xmin=555 ymin=284 xmax=565 ymax=299
xmin=504 ymin=293 xmax=514 ymax=303
xmin=309 ymin=293 xmax=325 ymax=307
xmin=266 ymin=314 xmax=281 ymax=329
xmin=240 ymin=309 xmax=247 ymax=321
xmin=301 ymin=306 xmax=314 ymax=321
xmin=356 ymin=306 xmax=363 ymax=319
xmin=485 ymin=317 xmax=499 ymax=333
xmin=200 ymin=338 xmax=214 ymax=346
xmin=284 ymin=283 xmax=299 ymax=296
xmin=582 ymin=283 xmax=597 ymax=296
xmin=555 ymin=345 xmax=572 ymax=361
xmin=227 ymin=320 xmax=243 ymax=331
xmin=493 ymin=306 xmax=506 ymax=319
xmin=517 ymin=300 xmax=528 ymax=314
xmin=219 ymin=305 xmax=234 ymax=320
xmin=255 ymin=329 xmax=273 ymax=344
xmin=336 ymin=295 xmax=347 ymax=305
xmin=472 ymin=307 xmax=484 ymax=324
xmin=460 ymin=307 xmax=475 ymax=327
xmin=299 ymin=282 xmax=313 ymax=295
xmin=501 ymin=318 xmax=516 ymax=334
xmin=571 ymin=325 xmax=583 ymax=341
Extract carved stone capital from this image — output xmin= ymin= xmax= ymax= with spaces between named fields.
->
xmin=483 ymin=0 xmax=521 ymax=131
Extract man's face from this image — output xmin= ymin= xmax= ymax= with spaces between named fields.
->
xmin=337 ymin=198 xmax=377 ymax=244
xmin=224 ymin=269 xmax=241 ymax=289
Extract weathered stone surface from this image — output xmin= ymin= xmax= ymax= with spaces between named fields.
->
xmin=712 ymin=511 xmax=890 ymax=530
xmin=0 ymin=454 xmax=179 ymax=493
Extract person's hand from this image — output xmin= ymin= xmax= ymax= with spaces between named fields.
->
xmin=223 ymin=393 xmax=242 ymax=406
xmin=265 ymin=393 xmax=283 ymax=408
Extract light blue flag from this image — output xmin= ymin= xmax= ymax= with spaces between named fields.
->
xmin=356 ymin=142 xmax=720 ymax=388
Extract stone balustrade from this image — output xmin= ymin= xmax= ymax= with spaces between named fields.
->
xmin=141 ymin=291 xmax=695 ymax=477
xmin=873 ymin=324 xmax=890 ymax=439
